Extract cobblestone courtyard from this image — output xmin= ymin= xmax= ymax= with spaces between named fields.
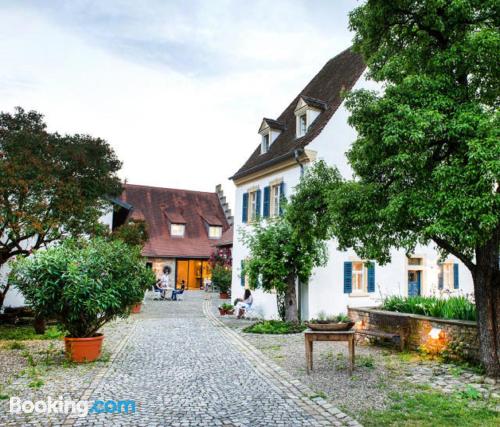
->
xmin=1 ymin=292 xmax=357 ymax=426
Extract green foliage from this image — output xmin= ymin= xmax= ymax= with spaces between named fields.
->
xmin=0 ymin=325 xmax=63 ymax=341
xmin=309 ymin=312 xmax=351 ymax=323
xmin=243 ymin=320 xmax=307 ymax=334
xmin=110 ymin=219 xmax=149 ymax=247
xmin=4 ymin=341 xmax=26 ymax=350
xmin=241 ymin=217 xmax=328 ymax=297
xmin=360 ymin=390 xmax=499 ymax=427
xmin=219 ymin=303 xmax=234 ymax=311
xmin=382 ymin=295 xmax=477 ymax=321
xmin=10 ymin=238 xmax=155 ymax=338
xmin=0 ymin=107 xmax=123 ymax=307
xmin=332 ymin=1 xmax=500 ymax=265
xmin=211 ymin=264 xmax=232 ymax=293
xmin=356 ymin=355 xmax=375 ymax=369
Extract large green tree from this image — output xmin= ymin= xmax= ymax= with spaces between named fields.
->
xmin=329 ymin=1 xmax=499 ymax=375
xmin=0 ymin=107 xmax=122 ymax=309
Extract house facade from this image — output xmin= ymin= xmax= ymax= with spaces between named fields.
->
xmin=113 ymin=184 xmax=233 ymax=289
xmin=230 ymin=48 xmax=474 ymax=320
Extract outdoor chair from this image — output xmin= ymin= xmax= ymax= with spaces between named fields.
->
xmin=150 ymin=285 xmax=163 ymax=300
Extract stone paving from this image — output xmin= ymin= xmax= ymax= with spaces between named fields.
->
xmin=0 ymin=291 xmax=357 ymax=426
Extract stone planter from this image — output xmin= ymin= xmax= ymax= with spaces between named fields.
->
xmin=307 ymin=321 xmax=354 ymax=331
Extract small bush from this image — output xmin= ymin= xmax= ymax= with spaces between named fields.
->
xmin=0 ymin=325 xmax=63 ymax=341
xmin=243 ymin=320 xmax=306 ymax=334
xmin=5 ymin=341 xmax=26 ymax=350
xmin=381 ymin=296 xmax=476 ymax=321
xmin=211 ymin=265 xmax=232 ymax=293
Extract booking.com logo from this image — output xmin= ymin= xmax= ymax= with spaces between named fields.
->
xmin=9 ymin=396 xmax=136 ymax=417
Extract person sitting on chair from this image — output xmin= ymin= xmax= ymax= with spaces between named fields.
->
xmin=235 ymin=289 xmax=253 ymax=319
xmin=171 ymin=281 xmax=185 ymax=301
xmin=156 ymin=266 xmax=171 ymax=299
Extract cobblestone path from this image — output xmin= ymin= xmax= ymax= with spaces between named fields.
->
xmin=72 ymin=292 xmax=356 ymax=426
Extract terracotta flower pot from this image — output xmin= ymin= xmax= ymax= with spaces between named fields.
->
xmin=225 ymin=309 xmax=235 ymax=315
xmin=218 ymin=307 xmax=226 ymax=316
xmin=131 ymin=303 xmax=142 ymax=314
xmin=64 ymin=334 xmax=104 ymax=363
xmin=219 ymin=292 xmax=230 ymax=299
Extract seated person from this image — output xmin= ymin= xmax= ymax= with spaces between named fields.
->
xmin=171 ymin=281 xmax=186 ymax=301
xmin=235 ymin=289 xmax=253 ymax=319
xmin=156 ymin=266 xmax=171 ymax=299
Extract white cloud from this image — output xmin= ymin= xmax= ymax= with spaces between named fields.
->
xmin=0 ymin=0 xmax=360 ymax=211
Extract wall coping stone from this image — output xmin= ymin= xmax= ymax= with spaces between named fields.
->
xmin=349 ymin=306 xmax=477 ymax=328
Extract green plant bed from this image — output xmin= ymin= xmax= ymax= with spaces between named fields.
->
xmin=381 ymin=296 xmax=477 ymax=321
xmin=243 ymin=320 xmax=307 ymax=334
xmin=0 ymin=325 xmax=63 ymax=341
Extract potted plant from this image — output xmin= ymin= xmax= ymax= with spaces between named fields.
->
xmin=211 ymin=264 xmax=232 ymax=299
xmin=218 ymin=303 xmax=234 ymax=316
xmin=307 ymin=312 xmax=354 ymax=331
xmin=11 ymin=238 xmax=153 ymax=363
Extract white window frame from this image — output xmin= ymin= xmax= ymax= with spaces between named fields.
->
xmin=208 ymin=226 xmax=222 ymax=239
xmin=170 ymin=223 xmax=185 ymax=237
xmin=248 ymin=190 xmax=258 ymax=222
xmin=261 ymin=133 xmax=270 ymax=154
xmin=270 ymin=183 xmax=281 ymax=217
xmin=351 ymin=261 xmax=368 ymax=294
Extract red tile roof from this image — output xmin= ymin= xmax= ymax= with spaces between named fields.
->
xmin=118 ymin=184 xmax=230 ymax=258
xmin=215 ymin=226 xmax=233 ymax=247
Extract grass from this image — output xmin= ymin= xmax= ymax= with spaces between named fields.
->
xmin=243 ymin=320 xmax=307 ymax=334
xmin=4 ymin=341 xmax=26 ymax=350
xmin=381 ymin=296 xmax=476 ymax=321
xmin=0 ymin=325 xmax=64 ymax=341
xmin=356 ymin=354 xmax=375 ymax=369
xmin=360 ymin=390 xmax=499 ymax=427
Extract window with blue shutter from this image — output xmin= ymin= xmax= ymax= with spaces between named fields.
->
xmin=279 ymin=182 xmax=285 ymax=216
xmin=453 ymin=263 xmax=459 ymax=289
xmin=263 ymin=186 xmax=270 ymax=218
xmin=343 ymin=262 xmax=352 ymax=294
xmin=242 ymin=193 xmax=248 ymax=223
xmin=255 ymin=189 xmax=261 ymax=219
xmin=240 ymin=260 xmax=245 ymax=287
xmin=367 ymin=262 xmax=375 ymax=293
xmin=438 ymin=267 xmax=444 ymax=290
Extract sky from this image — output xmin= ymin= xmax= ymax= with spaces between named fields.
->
xmin=0 ymin=0 xmax=361 ymax=211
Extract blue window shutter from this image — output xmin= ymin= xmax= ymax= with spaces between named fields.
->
xmin=263 ymin=186 xmax=270 ymax=218
xmin=279 ymin=182 xmax=285 ymax=216
xmin=240 ymin=260 xmax=245 ymax=286
xmin=367 ymin=262 xmax=375 ymax=293
xmin=255 ymin=189 xmax=261 ymax=218
xmin=344 ymin=262 xmax=352 ymax=294
xmin=242 ymin=193 xmax=248 ymax=223
xmin=453 ymin=263 xmax=459 ymax=289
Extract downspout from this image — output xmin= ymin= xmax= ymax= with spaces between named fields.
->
xmin=293 ymin=148 xmax=305 ymax=176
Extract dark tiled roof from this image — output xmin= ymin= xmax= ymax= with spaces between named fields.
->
xmin=261 ymin=118 xmax=286 ymax=131
xmin=300 ymin=95 xmax=328 ymax=110
xmin=118 ymin=184 xmax=230 ymax=258
xmin=231 ymin=48 xmax=365 ymax=180
xmin=215 ymin=226 xmax=233 ymax=247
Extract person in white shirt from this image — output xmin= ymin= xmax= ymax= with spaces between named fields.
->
xmin=235 ymin=289 xmax=253 ymax=319
xmin=156 ymin=266 xmax=171 ymax=299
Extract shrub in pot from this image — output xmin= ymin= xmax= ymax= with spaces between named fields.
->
xmin=307 ymin=312 xmax=354 ymax=331
xmin=211 ymin=264 xmax=232 ymax=299
xmin=218 ymin=303 xmax=234 ymax=316
xmin=10 ymin=238 xmax=152 ymax=362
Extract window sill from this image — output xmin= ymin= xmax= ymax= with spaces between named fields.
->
xmin=349 ymin=292 xmax=370 ymax=298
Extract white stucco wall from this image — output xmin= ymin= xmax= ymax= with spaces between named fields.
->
xmin=231 ymin=72 xmax=474 ymax=320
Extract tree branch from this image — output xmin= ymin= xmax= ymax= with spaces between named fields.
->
xmin=432 ymin=235 xmax=476 ymax=272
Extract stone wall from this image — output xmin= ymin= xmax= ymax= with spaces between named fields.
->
xmin=348 ymin=307 xmax=480 ymax=363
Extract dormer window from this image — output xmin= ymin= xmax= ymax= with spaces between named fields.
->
xmin=294 ymin=96 xmax=326 ymax=138
xmin=171 ymin=223 xmax=185 ymax=237
xmin=299 ymin=114 xmax=307 ymax=136
xmin=258 ymin=118 xmax=284 ymax=155
xmin=261 ymin=133 xmax=270 ymax=154
xmin=208 ymin=226 xmax=223 ymax=239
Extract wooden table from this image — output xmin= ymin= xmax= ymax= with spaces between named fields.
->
xmin=304 ymin=330 xmax=355 ymax=375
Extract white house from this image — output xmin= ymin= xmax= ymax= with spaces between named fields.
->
xmin=230 ymin=47 xmax=474 ymax=320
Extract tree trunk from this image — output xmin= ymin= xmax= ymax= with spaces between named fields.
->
xmin=0 ymin=281 xmax=9 ymax=312
xmin=474 ymin=245 xmax=500 ymax=377
xmin=284 ymin=273 xmax=299 ymax=323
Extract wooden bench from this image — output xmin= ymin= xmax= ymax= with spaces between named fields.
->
xmin=356 ymin=328 xmax=406 ymax=351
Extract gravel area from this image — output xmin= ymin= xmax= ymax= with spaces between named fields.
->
xmin=215 ymin=309 xmax=500 ymax=418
